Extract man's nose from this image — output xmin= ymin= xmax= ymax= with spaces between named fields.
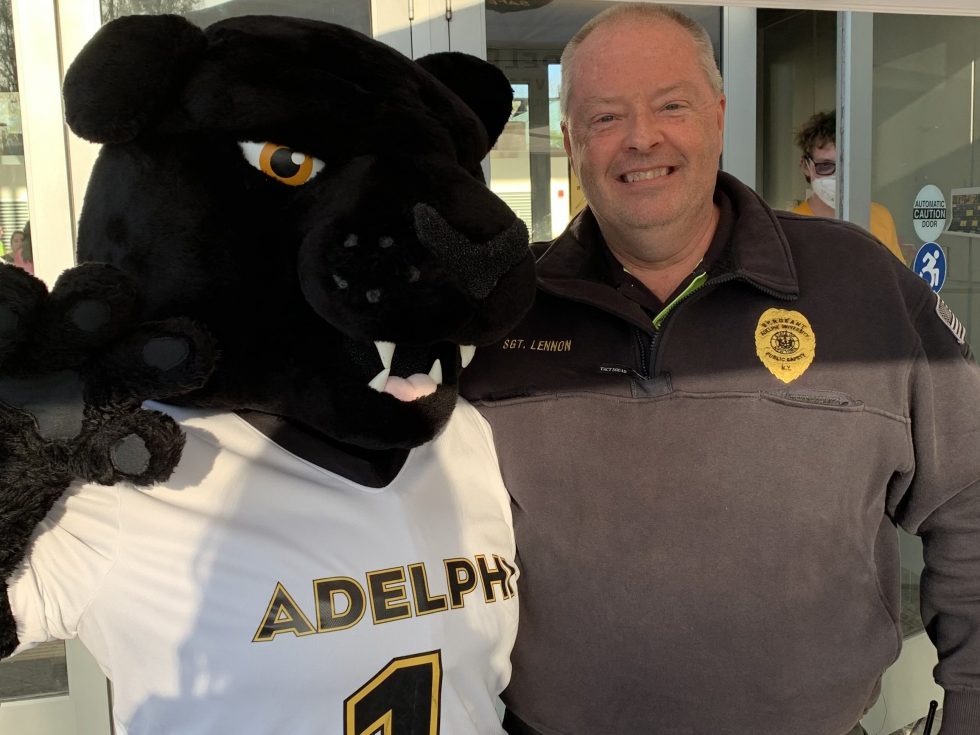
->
xmin=625 ymin=112 xmax=664 ymax=150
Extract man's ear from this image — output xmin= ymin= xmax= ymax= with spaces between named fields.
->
xmin=561 ymin=121 xmax=573 ymax=161
xmin=416 ymin=52 xmax=513 ymax=152
xmin=63 ymin=14 xmax=207 ymax=144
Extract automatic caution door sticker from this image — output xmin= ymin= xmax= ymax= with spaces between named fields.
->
xmin=755 ymin=308 xmax=816 ymax=384
xmin=913 ymin=184 xmax=947 ymax=243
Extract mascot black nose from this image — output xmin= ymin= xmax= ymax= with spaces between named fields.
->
xmin=412 ymin=203 xmax=529 ymax=300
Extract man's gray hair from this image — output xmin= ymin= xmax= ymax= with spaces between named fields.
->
xmin=559 ymin=3 xmax=724 ymax=122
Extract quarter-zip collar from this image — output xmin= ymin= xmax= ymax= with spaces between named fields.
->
xmin=534 ymin=172 xmax=799 ymax=327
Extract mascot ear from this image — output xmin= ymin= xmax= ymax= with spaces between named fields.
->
xmin=416 ymin=52 xmax=513 ymax=152
xmin=63 ymin=14 xmax=207 ymax=144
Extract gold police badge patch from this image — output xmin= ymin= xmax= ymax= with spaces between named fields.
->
xmin=755 ymin=308 xmax=815 ymax=384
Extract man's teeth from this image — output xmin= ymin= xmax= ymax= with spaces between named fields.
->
xmin=623 ymin=167 xmax=670 ymax=183
xmin=368 ymin=341 xmax=476 ymax=394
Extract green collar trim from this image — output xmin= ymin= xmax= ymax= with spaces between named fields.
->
xmin=652 ymin=271 xmax=709 ymax=329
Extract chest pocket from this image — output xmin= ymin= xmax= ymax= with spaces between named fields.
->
xmin=762 ymin=388 xmax=863 ymax=410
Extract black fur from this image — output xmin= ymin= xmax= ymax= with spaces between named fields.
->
xmin=0 ymin=15 xmax=534 ymax=656
xmin=71 ymin=15 xmax=535 ymax=449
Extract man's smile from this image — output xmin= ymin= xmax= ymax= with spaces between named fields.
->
xmin=619 ymin=166 xmax=674 ymax=183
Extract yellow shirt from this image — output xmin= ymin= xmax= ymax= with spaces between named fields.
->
xmin=791 ymin=200 xmax=905 ymax=264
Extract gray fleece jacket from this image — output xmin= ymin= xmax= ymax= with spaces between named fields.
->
xmin=461 ymin=172 xmax=980 ymax=735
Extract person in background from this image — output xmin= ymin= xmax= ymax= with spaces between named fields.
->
xmin=8 ymin=228 xmax=33 ymax=274
xmin=461 ymin=4 xmax=980 ymax=734
xmin=793 ymin=110 xmax=906 ymax=263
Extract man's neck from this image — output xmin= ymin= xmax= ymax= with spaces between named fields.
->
xmin=601 ymin=204 xmax=720 ymax=301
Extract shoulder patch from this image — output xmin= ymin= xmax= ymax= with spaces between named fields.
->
xmin=935 ymin=294 xmax=966 ymax=344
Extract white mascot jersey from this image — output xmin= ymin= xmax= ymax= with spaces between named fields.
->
xmin=8 ymin=399 xmax=518 ymax=735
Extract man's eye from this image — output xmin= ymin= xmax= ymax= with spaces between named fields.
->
xmin=663 ymin=102 xmax=685 ymax=112
xmin=594 ymin=114 xmax=617 ymax=124
xmin=238 ymin=141 xmax=326 ymax=186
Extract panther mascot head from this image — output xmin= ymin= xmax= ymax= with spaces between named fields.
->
xmin=64 ymin=13 xmax=535 ymax=450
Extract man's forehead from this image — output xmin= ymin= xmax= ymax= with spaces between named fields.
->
xmin=570 ymin=20 xmax=709 ymax=82
xmin=577 ymin=81 xmax=700 ymax=107
xmin=584 ymin=15 xmax=677 ymax=42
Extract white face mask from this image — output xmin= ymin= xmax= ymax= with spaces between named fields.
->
xmin=811 ymin=176 xmax=836 ymax=209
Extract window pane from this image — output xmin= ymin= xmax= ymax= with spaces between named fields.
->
xmin=0 ymin=0 xmax=31 ymax=276
xmin=757 ymin=10 xmax=837 ymax=212
xmin=0 ymin=641 xmax=69 ymax=702
xmin=873 ymin=12 xmax=980 ymax=339
xmin=873 ymin=11 xmax=980 ymax=647
xmin=0 ymin=0 xmax=53 ymax=700
xmin=100 ymin=0 xmax=372 ymax=35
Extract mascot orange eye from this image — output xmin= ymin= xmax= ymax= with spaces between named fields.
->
xmin=238 ymin=141 xmax=325 ymax=186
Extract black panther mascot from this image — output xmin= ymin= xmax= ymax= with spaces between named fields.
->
xmin=0 ymin=14 xmax=534 ymax=734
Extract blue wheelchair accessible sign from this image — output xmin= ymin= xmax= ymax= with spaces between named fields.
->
xmin=912 ymin=242 xmax=946 ymax=293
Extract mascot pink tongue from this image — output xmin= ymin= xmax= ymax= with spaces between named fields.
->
xmin=383 ymin=372 xmax=439 ymax=401
xmin=0 ymin=13 xmax=535 ymax=735
xmin=367 ymin=339 xmax=443 ymax=401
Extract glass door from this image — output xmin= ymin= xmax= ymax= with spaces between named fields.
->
xmin=759 ymin=11 xmax=979 ymax=731
xmin=872 ymin=11 xmax=980 ymax=340
xmin=0 ymin=1 xmax=110 ymax=733
xmin=866 ymin=16 xmax=980 ymax=732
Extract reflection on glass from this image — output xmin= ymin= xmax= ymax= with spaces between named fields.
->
xmin=0 ymin=0 xmax=31 ymax=275
xmin=101 ymin=0 xmax=201 ymax=21
xmin=490 ymin=80 xmax=572 ymax=241
xmin=100 ymin=0 xmax=371 ymax=35
xmin=486 ymin=48 xmax=567 ymax=242
xmin=0 ymin=641 xmax=68 ymax=702
xmin=873 ymin=13 xmax=980 ymax=342
xmin=757 ymin=10 xmax=836 ymax=214
xmin=0 ymin=0 xmax=51 ymax=702
xmin=760 ymin=10 xmax=980 ymax=641
xmin=873 ymin=13 xmax=980 ymax=644
xmin=0 ymin=0 xmax=48 ymax=697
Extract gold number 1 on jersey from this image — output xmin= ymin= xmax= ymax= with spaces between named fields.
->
xmin=344 ymin=650 xmax=442 ymax=734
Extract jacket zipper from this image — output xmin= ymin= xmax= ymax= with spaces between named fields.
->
xmin=634 ymin=328 xmax=649 ymax=377
xmin=645 ymin=271 xmax=711 ymax=377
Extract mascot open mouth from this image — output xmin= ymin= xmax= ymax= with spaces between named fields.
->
xmin=367 ymin=340 xmax=473 ymax=401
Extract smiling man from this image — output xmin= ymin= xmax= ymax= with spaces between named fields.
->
xmin=559 ymin=6 xmax=725 ymax=302
xmin=461 ymin=3 xmax=980 ymax=735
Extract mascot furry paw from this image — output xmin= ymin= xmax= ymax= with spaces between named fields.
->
xmin=0 ymin=14 xmax=534 ymax=735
